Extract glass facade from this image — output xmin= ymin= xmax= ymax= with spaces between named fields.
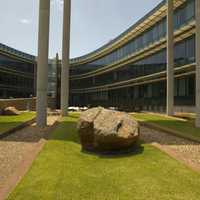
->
xmin=71 ymin=75 xmax=195 ymax=110
xmin=0 ymin=46 xmax=61 ymax=102
xmin=71 ymin=35 xmax=195 ymax=89
xmin=48 ymin=59 xmax=59 ymax=98
xmin=0 ymin=53 xmax=34 ymax=74
xmin=70 ymin=0 xmax=195 ymax=76
xmin=69 ymin=0 xmax=196 ymax=111
xmin=0 ymin=51 xmax=35 ymax=98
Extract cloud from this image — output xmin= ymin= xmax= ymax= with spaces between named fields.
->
xmin=19 ymin=19 xmax=31 ymax=25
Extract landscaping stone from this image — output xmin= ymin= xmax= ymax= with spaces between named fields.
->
xmin=77 ymin=107 xmax=140 ymax=152
xmin=3 ymin=107 xmax=20 ymax=116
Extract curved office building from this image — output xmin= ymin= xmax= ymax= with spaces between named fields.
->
xmin=0 ymin=43 xmax=36 ymax=98
xmin=0 ymin=0 xmax=199 ymax=114
xmin=69 ymin=0 xmax=197 ymax=112
xmin=0 ymin=44 xmax=59 ymax=99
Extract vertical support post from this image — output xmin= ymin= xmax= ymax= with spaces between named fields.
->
xmin=166 ymin=0 xmax=174 ymax=116
xmin=36 ymin=0 xmax=50 ymax=127
xmin=55 ymin=53 xmax=60 ymax=109
xmin=196 ymin=0 xmax=200 ymax=127
xmin=33 ymin=59 xmax=37 ymax=97
xmin=61 ymin=0 xmax=71 ymax=116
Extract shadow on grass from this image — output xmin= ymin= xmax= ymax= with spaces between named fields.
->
xmin=81 ymin=143 xmax=144 ymax=159
xmin=50 ymin=120 xmax=144 ymax=158
xmin=49 ymin=120 xmax=81 ymax=144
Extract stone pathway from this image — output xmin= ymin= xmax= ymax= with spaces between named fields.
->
xmin=0 ymin=115 xmax=59 ymax=200
xmin=141 ymin=126 xmax=200 ymax=172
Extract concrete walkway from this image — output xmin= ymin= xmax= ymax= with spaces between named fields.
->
xmin=141 ymin=126 xmax=200 ymax=172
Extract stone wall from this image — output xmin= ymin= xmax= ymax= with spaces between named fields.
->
xmin=0 ymin=97 xmax=57 ymax=111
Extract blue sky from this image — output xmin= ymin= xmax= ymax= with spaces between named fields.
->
xmin=0 ymin=0 xmax=162 ymax=59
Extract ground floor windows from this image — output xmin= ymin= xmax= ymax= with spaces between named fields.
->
xmin=174 ymin=76 xmax=195 ymax=98
xmin=0 ymin=71 xmax=34 ymax=98
xmin=70 ymin=75 xmax=195 ymax=110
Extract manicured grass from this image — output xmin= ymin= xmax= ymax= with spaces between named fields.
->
xmin=8 ymin=113 xmax=200 ymax=200
xmin=0 ymin=112 xmax=35 ymax=135
xmin=132 ymin=113 xmax=200 ymax=142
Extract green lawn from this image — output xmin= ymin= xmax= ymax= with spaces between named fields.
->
xmin=132 ymin=113 xmax=200 ymax=142
xmin=0 ymin=112 xmax=35 ymax=135
xmin=8 ymin=113 xmax=200 ymax=200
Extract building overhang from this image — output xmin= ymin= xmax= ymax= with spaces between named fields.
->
xmin=70 ymin=20 xmax=195 ymax=80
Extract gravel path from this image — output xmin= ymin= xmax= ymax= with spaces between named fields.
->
xmin=141 ymin=126 xmax=200 ymax=172
xmin=0 ymin=116 xmax=59 ymax=191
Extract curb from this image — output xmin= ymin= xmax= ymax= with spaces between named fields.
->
xmin=139 ymin=121 xmax=200 ymax=144
xmin=0 ymin=118 xmax=36 ymax=140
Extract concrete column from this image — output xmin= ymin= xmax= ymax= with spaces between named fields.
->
xmin=33 ymin=60 xmax=37 ymax=97
xmin=166 ymin=0 xmax=174 ymax=116
xmin=196 ymin=0 xmax=200 ymax=127
xmin=61 ymin=0 xmax=71 ymax=116
xmin=36 ymin=0 xmax=50 ymax=127
xmin=55 ymin=53 xmax=60 ymax=109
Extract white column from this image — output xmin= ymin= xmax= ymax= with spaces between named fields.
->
xmin=61 ymin=0 xmax=71 ymax=116
xmin=196 ymin=0 xmax=200 ymax=127
xmin=36 ymin=0 xmax=50 ymax=127
xmin=166 ymin=0 xmax=174 ymax=116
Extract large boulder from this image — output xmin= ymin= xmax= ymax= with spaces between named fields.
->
xmin=77 ymin=107 xmax=139 ymax=152
xmin=3 ymin=107 xmax=20 ymax=115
